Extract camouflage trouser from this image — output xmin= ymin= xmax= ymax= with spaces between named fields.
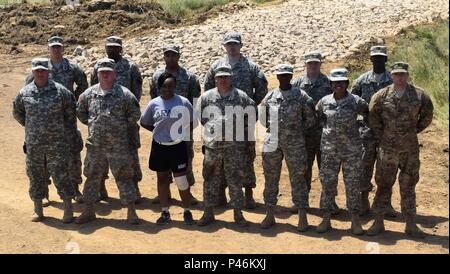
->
xmin=320 ymin=150 xmax=362 ymax=213
xmin=26 ymin=144 xmax=74 ymax=201
xmin=243 ymin=141 xmax=256 ymax=188
xmin=83 ymin=145 xmax=137 ymax=204
xmin=202 ymin=145 xmax=246 ymax=209
xmin=360 ymin=130 xmax=377 ymax=192
xmin=101 ymin=147 xmax=142 ymax=184
xmin=372 ymin=148 xmax=420 ymax=215
xmin=68 ymin=152 xmax=82 ymax=187
xmin=262 ymin=143 xmax=309 ymax=209
xmin=305 ymin=134 xmax=321 ymax=192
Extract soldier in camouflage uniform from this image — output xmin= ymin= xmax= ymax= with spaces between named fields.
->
xmin=259 ymin=64 xmax=317 ymax=231
xmin=76 ymin=58 xmax=141 ymax=225
xmin=367 ymin=62 xmax=433 ymax=238
xmin=291 ymin=51 xmax=336 ymax=214
xmin=316 ymin=68 xmax=368 ymax=235
xmin=13 ymin=58 xmax=77 ymax=223
xmin=204 ymin=31 xmax=267 ymax=209
xmin=196 ymin=65 xmax=255 ymax=227
xmin=91 ymin=36 xmax=143 ymax=202
xmin=150 ymin=44 xmax=201 ymax=205
xmin=351 ymin=45 xmax=394 ymax=216
xmin=24 ymin=36 xmax=88 ymax=205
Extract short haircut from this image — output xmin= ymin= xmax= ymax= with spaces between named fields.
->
xmin=157 ymin=72 xmax=176 ymax=89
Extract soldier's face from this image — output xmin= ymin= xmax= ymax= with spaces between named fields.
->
xmin=98 ymin=70 xmax=116 ymax=85
xmin=32 ymin=69 xmax=49 ymax=87
xmin=392 ymin=72 xmax=409 ymax=86
xmin=106 ymin=46 xmax=122 ymax=59
xmin=223 ymin=42 xmax=242 ymax=57
xmin=371 ymin=55 xmax=387 ymax=70
xmin=331 ymin=80 xmax=348 ymax=93
xmin=306 ymin=61 xmax=321 ymax=75
xmin=163 ymin=51 xmax=180 ymax=67
xmin=160 ymin=77 xmax=176 ymax=100
xmin=48 ymin=45 xmax=64 ymax=60
xmin=277 ymin=74 xmax=293 ymax=86
xmin=215 ymin=76 xmax=232 ymax=91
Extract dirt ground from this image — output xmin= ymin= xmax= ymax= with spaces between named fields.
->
xmin=0 ymin=44 xmax=448 ymax=253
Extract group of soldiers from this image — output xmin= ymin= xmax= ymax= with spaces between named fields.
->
xmin=12 ymin=31 xmax=434 ymax=238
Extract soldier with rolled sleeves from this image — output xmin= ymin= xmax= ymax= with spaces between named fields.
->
xmin=76 ymin=58 xmax=141 ymax=225
xmin=258 ymin=64 xmax=317 ymax=231
xmin=351 ymin=45 xmax=394 ymax=216
xmin=316 ymin=68 xmax=368 ymax=235
xmin=91 ymin=36 xmax=143 ymax=202
xmin=367 ymin=62 xmax=433 ymax=238
xmin=204 ymin=31 xmax=268 ymax=209
xmin=291 ymin=51 xmax=335 ymax=214
xmin=150 ymin=44 xmax=201 ymax=205
xmin=196 ymin=65 xmax=255 ymax=227
xmin=13 ymin=58 xmax=77 ymax=223
xmin=25 ymin=36 xmax=88 ymax=205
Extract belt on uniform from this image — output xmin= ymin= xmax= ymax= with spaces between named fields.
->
xmin=156 ymin=140 xmax=183 ymax=146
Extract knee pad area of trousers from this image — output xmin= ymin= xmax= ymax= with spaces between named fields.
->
xmin=174 ymin=175 xmax=189 ymax=191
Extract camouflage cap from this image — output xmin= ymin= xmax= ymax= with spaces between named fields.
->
xmin=275 ymin=63 xmax=294 ymax=75
xmin=391 ymin=62 xmax=409 ymax=74
xmin=304 ymin=51 xmax=322 ymax=63
xmin=329 ymin=68 xmax=349 ymax=82
xmin=96 ymin=58 xmax=115 ymax=72
xmin=163 ymin=44 xmax=180 ymax=54
xmin=223 ymin=31 xmax=242 ymax=44
xmin=31 ymin=57 xmax=50 ymax=71
xmin=105 ymin=36 xmax=123 ymax=47
xmin=214 ymin=65 xmax=233 ymax=77
xmin=370 ymin=45 xmax=388 ymax=57
xmin=48 ymin=36 xmax=64 ymax=47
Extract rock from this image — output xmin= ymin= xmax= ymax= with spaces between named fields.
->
xmin=73 ymin=46 xmax=83 ymax=56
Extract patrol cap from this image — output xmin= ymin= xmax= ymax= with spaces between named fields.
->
xmin=163 ymin=44 xmax=180 ymax=54
xmin=31 ymin=57 xmax=50 ymax=71
xmin=329 ymin=68 xmax=349 ymax=82
xmin=214 ymin=65 xmax=232 ymax=77
xmin=304 ymin=51 xmax=322 ymax=63
xmin=391 ymin=62 xmax=409 ymax=74
xmin=48 ymin=36 xmax=64 ymax=47
xmin=275 ymin=63 xmax=294 ymax=75
xmin=223 ymin=31 xmax=242 ymax=44
xmin=96 ymin=58 xmax=115 ymax=72
xmin=105 ymin=36 xmax=123 ymax=47
xmin=370 ymin=45 xmax=388 ymax=57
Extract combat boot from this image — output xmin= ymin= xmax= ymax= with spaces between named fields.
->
xmin=359 ymin=191 xmax=370 ymax=216
xmin=62 ymin=199 xmax=74 ymax=223
xmin=75 ymin=203 xmax=96 ymax=224
xmin=367 ymin=213 xmax=385 ymax=236
xmin=31 ymin=200 xmax=44 ymax=222
xmin=351 ymin=213 xmax=364 ymax=235
xmin=197 ymin=207 xmax=215 ymax=226
xmin=297 ymin=209 xmax=309 ymax=232
xmin=317 ymin=211 xmax=332 ymax=233
xmin=127 ymin=202 xmax=140 ymax=225
xmin=260 ymin=206 xmax=275 ymax=229
xmin=405 ymin=214 xmax=426 ymax=238
xmin=234 ymin=209 xmax=249 ymax=227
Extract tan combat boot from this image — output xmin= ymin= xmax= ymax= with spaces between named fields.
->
xmin=234 ymin=209 xmax=249 ymax=227
xmin=62 ymin=199 xmax=74 ymax=223
xmin=31 ymin=200 xmax=44 ymax=222
xmin=359 ymin=191 xmax=370 ymax=216
xmin=297 ymin=209 xmax=309 ymax=232
xmin=351 ymin=213 xmax=364 ymax=235
xmin=75 ymin=203 xmax=96 ymax=224
xmin=197 ymin=207 xmax=215 ymax=226
xmin=317 ymin=211 xmax=332 ymax=233
xmin=405 ymin=214 xmax=426 ymax=238
xmin=260 ymin=206 xmax=275 ymax=229
xmin=367 ymin=213 xmax=385 ymax=236
xmin=127 ymin=202 xmax=140 ymax=225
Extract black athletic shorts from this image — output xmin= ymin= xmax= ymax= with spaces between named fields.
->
xmin=149 ymin=140 xmax=188 ymax=173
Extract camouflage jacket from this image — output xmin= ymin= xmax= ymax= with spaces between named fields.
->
xmin=13 ymin=80 xmax=77 ymax=146
xmin=197 ymin=87 xmax=255 ymax=149
xmin=150 ymin=66 xmax=201 ymax=104
xmin=77 ymin=83 xmax=141 ymax=148
xmin=91 ymin=57 xmax=142 ymax=101
xmin=369 ymin=84 xmax=433 ymax=152
xmin=292 ymin=72 xmax=331 ymax=136
xmin=317 ymin=92 xmax=368 ymax=154
xmin=25 ymin=58 xmax=88 ymax=101
xmin=204 ymin=55 xmax=268 ymax=105
xmin=351 ymin=70 xmax=393 ymax=104
xmin=259 ymin=86 xmax=317 ymax=146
